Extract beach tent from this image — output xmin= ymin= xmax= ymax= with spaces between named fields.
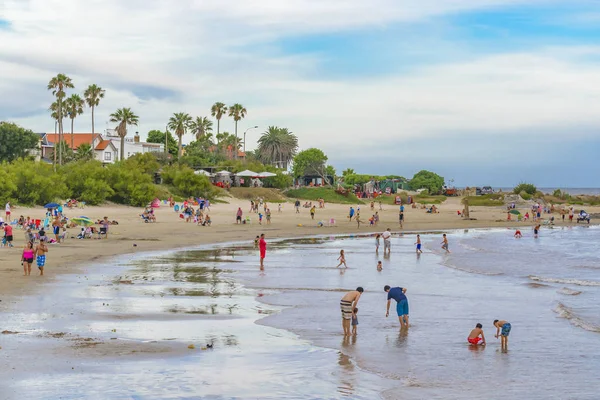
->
xmin=216 ymin=170 xmax=232 ymax=175
xmin=194 ymin=170 xmax=213 ymax=177
xmin=257 ymin=172 xmax=276 ymax=178
xmin=236 ymin=170 xmax=259 ymax=177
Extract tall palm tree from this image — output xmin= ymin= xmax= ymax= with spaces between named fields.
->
xmin=47 ymin=73 xmax=74 ymax=165
xmin=210 ymin=102 xmax=227 ymax=139
xmin=109 ymin=108 xmax=139 ymax=161
xmin=49 ymin=101 xmax=64 ymax=166
xmin=64 ymin=94 xmax=85 ymax=149
xmin=257 ymin=126 xmax=299 ymax=169
xmin=227 ymin=103 xmax=247 ymax=159
xmin=168 ymin=112 xmax=192 ymax=157
xmin=84 ymin=84 xmax=105 ymax=152
xmin=189 ymin=116 xmax=213 ymax=141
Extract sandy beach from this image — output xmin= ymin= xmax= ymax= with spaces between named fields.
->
xmin=1 ymin=196 xmax=597 ymax=300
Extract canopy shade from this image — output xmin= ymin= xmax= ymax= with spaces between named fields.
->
xmin=194 ymin=170 xmax=214 ymax=177
xmin=216 ymin=170 xmax=232 ymax=175
xmin=236 ymin=170 xmax=259 ymax=177
xmin=257 ymin=172 xmax=276 ymax=177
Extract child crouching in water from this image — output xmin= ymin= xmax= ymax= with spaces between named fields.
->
xmin=352 ymin=308 xmax=358 ymax=335
xmin=468 ymin=323 xmax=486 ymax=345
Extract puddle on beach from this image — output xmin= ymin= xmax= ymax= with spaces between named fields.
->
xmin=2 ymin=230 xmax=600 ymax=399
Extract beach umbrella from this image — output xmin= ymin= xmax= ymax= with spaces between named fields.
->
xmin=236 ymin=169 xmax=259 ymax=177
xmin=44 ymin=202 xmax=60 ymax=209
xmin=509 ymin=209 xmax=521 ymax=215
xmin=216 ymin=170 xmax=231 ymax=175
xmin=194 ymin=169 xmax=214 ymax=177
xmin=72 ymin=217 xmax=94 ymax=226
xmin=257 ymin=172 xmax=276 ymax=178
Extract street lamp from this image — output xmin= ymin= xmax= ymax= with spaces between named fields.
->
xmin=243 ymin=126 xmax=259 ymax=154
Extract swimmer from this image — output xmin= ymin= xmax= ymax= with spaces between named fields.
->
xmin=377 ymin=261 xmax=382 ymax=271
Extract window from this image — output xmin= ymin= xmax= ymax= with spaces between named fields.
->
xmin=104 ymin=152 xmax=112 ymax=161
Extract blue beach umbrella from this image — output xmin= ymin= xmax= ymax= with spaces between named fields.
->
xmin=44 ymin=202 xmax=60 ymax=209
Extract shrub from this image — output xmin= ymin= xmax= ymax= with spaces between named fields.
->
xmin=172 ymin=167 xmax=216 ymax=199
xmin=0 ymin=167 xmax=17 ymax=205
xmin=264 ymin=172 xmax=293 ymax=189
xmin=6 ymin=160 xmax=67 ymax=205
xmin=513 ymin=182 xmax=537 ymax=196
xmin=519 ymin=191 xmax=532 ymax=200
xmin=62 ymin=160 xmax=114 ymax=205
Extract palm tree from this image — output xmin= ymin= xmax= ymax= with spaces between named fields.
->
xmin=227 ymin=103 xmax=247 ymax=159
xmin=109 ymin=108 xmax=139 ymax=161
xmin=257 ymin=126 xmax=298 ymax=169
xmin=84 ymin=84 xmax=105 ymax=152
xmin=64 ymin=94 xmax=85 ymax=149
xmin=49 ymin=101 xmax=64 ymax=166
xmin=168 ymin=112 xmax=192 ymax=157
xmin=210 ymin=102 xmax=228 ymax=138
xmin=47 ymin=74 xmax=74 ymax=165
xmin=189 ymin=116 xmax=213 ymax=141
xmin=75 ymin=143 xmax=94 ymax=161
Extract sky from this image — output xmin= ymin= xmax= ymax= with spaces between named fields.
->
xmin=1 ymin=0 xmax=600 ymax=187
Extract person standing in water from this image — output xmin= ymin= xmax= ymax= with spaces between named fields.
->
xmin=375 ymin=234 xmax=381 ymax=252
xmin=382 ymin=228 xmax=392 ymax=254
xmin=336 ymin=250 xmax=347 ymax=268
xmin=259 ymin=233 xmax=267 ymax=270
xmin=340 ymin=287 xmax=363 ymax=336
xmin=493 ymin=319 xmax=511 ymax=350
xmin=384 ymin=285 xmax=409 ymax=328
xmin=415 ymin=234 xmax=423 ymax=254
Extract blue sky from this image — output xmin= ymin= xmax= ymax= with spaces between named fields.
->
xmin=1 ymin=0 xmax=600 ymax=186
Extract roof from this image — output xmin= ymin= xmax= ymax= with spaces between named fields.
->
xmin=45 ymin=133 xmax=102 ymax=150
xmin=94 ymin=139 xmax=115 ymax=151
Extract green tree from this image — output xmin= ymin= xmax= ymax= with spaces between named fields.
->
xmin=256 ymin=126 xmax=298 ymax=169
xmin=47 ymin=73 xmax=74 ymax=166
xmin=168 ymin=112 xmax=192 ymax=157
xmin=64 ymin=93 xmax=85 ymax=149
xmin=211 ymin=102 xmax=228 ymax=140
xmin=513 ymin=182 xmax=537 ymax=196
xmin=74 ymin=142 xmax=94 ymax=161
xmin=189 ymin=116 xmax=213 ymax=141
xmin=0 ymin=168 xmax=17 ymax=205
xmin=227 ymin=103 xmax=247 ymax=159
xmin=109 ymin=107 xmax=139 ymax=161
xmin=84 ymin=84 xmax=105 ymax=150
xmin=6 ymin=159 xmax=67 ymax=205
xmin=292 ymin=148 xmax=331 ymax=184
xmin=410 ymin=170 xmax=445 ymax=194
xmin=147 ymin=129 xmax=178 ymax=156
xmin=0 ymin=122 xmax=40 ymax=162
xmin=342 ymin=168 xmax=355 ymax=177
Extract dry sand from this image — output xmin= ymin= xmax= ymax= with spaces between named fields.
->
xmin=1 ymin=196 xmax=597 ymax=302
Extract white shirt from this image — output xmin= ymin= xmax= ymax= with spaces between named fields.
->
xmin=5 ymin=203 xmax=9 ymax=212
xmin=382 ymin=231 xmax=391 ymax=240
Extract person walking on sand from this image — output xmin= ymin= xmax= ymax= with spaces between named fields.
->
xmin=384 ymin=285 xmax=409 ymax=328
xmin=35 ymin=238 xmax=48 ymax=276
xmin=22 ymin=241 xmax=35 ymax=276
xmin=348 ymin=207 xmax=355 ymax=222
xmin=336 ymin=250 xmax=347 ymax=268
xmin=382 ymin=228 xmax=392 ymax=254
xmin=259 ymin=233 xmax=267 ymax=270
xmin=340 ymin=287 xmax=363 ymax=336
xmin=101 ymin=216 xmax=110 ymax=239
xmin=295 ymin=199 xmax=300 ymax=214
xmin=415 ymin=234 xmax=423 ymax=254
xmin=493 ymin=319 xmax=511 ymax=350
xmin=441 ymin=233 xmax=450 ymax=253
xmin=310 ymin=205 xmax=316 ymax=220
xmin=399 ymin=210 xmax=404 ymax=228
xmin=236 ymin=207 xmax=243 ymax=224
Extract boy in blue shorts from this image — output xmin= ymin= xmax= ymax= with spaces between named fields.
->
xmin=384 ymin=285 xmax=409 ymax=328
xmin=493 ymin=319 xmax=511 ymax=350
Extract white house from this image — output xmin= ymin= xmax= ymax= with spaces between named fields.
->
xmin=106 ymin=129 xmax=164 ymax=158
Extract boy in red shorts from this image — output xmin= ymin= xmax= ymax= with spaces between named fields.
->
xmin=467 ymin=323 xmax=486 ymax=345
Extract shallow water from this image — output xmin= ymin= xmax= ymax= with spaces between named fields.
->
xmin=1 ymin=228 xmax=599 ymax=399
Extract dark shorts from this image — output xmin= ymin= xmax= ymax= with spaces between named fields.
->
xmin=236 ymin=216 xmax=242 ymax=221
xmin=416 ymin=244 xmax=422 ymax=250
xmin=23 ymin=257 xmax=33 ymax=264
xmin=53 ymin=226 xmax=60 ymax=235
xmin=501 ymin=323 xmax=511 ymax=336
xmin=6 ymin=235 xmax=13 ymax=242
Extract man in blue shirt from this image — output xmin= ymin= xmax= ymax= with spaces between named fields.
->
xmin=384 ymin=285 xmax=409 ymax=328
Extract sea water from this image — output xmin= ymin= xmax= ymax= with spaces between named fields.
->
xmin=1 ymin=227 xmax=599 ymax=399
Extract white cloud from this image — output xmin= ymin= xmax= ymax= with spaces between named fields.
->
xmin=2 ymin=0 xmax=598 ymax=160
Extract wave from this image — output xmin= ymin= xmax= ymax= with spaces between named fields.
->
xmin=529 ymin=276 xmax=600 ymax=287
xmin=557 ymin=287 xmax=582 ymax=296
xmin=442 ymin=262 xmax=504 ymax=276
xmin=573 ymin=265 xmax=600 ymax=270
xmin=554 ymin=303 xmax=600 ymax=333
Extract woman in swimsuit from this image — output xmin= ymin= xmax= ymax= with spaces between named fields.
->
xmin=22 ymin=241 xmax=34 ymax=276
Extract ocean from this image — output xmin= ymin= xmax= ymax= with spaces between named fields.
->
xmin=1 ymin=227 xmax=599 ymax=399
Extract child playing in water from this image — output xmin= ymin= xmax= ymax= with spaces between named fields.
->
xmin=254 ymin=235 xmax=259 ymax=247
xmin=375 ymin=234 xmax=381 ymax=252
xmin=493 ymin=319 xmax=511 ymax=350
xmin=336 ymin=250 xmax=347 ymax=268
xmin=468 ymin=323 xmax=486 ymax=345
xmin=351 ymin=308 xmax=359 ymax=335
xmin=377 ymin=261 xmax=382 ymax=271
xmin=415 ymin=234 xmax=423 ymax=254
xmin=258 ymin=212 xmax=263 ymax=225
xmin=441 ymin=234 xmax=450 ymax=253
xmin=514 ymin=230 xmax=522 ymax=238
